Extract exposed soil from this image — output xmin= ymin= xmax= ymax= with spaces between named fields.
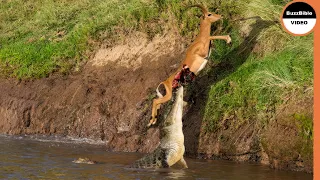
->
xmin=0 ymin=31 xmax=185 ymax=153
xmin=261 ymin=92 xmax=313 ymax=172
xmin=186 ymin=89 xmax=313 ymax=173
xmin=0 ymin=31 xmax=312 ymax=173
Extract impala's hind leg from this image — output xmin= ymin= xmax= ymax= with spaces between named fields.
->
xmin=148 ymin=81 xmax=173 ymax=127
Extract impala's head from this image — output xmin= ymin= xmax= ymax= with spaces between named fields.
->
xmin=190 ymin=4 xmax=221 ymax=23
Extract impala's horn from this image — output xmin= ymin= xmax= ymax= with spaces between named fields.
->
xmin=189 ymin=4 xmax=208 ymax=14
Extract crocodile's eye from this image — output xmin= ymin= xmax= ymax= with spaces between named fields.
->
xmin=208 ymin=14 xmax=212 ymax=16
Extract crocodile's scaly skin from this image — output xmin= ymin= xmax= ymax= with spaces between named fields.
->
xmin=131 ymin=87 xmax=187 ymax=168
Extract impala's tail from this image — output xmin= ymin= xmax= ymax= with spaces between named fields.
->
xmin=156 ymin=83 xmax=164 ymax=98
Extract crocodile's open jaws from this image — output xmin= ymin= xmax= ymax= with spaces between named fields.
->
xmin=131 ymin=86 xmax=187 ymax=168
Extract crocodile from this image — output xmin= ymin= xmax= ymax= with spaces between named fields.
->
xmin=131 ymin=86 xmax=188 ymax=168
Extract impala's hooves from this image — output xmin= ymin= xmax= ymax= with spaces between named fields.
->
xmin=147 ymin=118 xmax=157 ymax=127
xmin=226 ymin=35 xmax=232 ymax=44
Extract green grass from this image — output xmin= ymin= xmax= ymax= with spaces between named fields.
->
xmin=204 ymin=34 xmax=313 ymax=132
xmin=0 ymin=0 xmax=261 ymax=79
xmin=0 ymin=0 xmax=160 ymax=78
xmin=294 ymin=113 xmax=313 ymax=140
xmin=199 ymin=0 xmax=313 ymax=133
xmin=183 ymin=0 xmax=315 ymax=134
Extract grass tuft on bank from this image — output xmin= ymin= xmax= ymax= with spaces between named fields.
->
xmin=0 ymin=0 xmax=160 ymax=78
xmin=204 ymin=35 xmax=313 ymax=132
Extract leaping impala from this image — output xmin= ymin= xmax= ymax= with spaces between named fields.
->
xmin=148 ymin=4 xmax=231 ymax=127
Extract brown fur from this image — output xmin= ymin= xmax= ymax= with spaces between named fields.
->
xmin=148 ymin=5 xmax=231 ymax=127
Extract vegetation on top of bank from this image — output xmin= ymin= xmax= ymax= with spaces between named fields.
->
xmin=0 ymin=0 xmax=161 ymax=78
xmin=204 ymin=35 xmax=313 ymax=132
xmin=0 ymin=0 xmax=289 ymax=79
xmin=201 ymin=0 xmax=313 ymax=135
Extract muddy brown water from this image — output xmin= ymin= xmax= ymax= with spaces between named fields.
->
xmin=0 ymin=135 xmax=312 ymax=180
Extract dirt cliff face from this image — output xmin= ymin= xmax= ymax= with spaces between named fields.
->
xmin=0 ymin=32 xmax=185 ymax=153
xmin=0 ymin=31 xmax=312 ymax=173
xmin=183 ymin=78 xmax=313 ymax=173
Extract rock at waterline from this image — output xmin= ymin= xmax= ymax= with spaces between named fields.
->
xmin=72 ymin=157 xmax=96 ymax=164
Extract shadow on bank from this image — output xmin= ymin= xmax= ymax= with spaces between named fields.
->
xmin=182 ymin=17 xmax=277 ymax=157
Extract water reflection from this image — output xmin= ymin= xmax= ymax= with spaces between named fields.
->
xmin=0 ymin=135 xmax=312 ymax=180
xmin=165 ymin=169 xmax=187 ymax=179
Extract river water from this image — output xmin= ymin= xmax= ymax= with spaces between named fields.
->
xmin=0 ymin=135 xmax=312 ymax=180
